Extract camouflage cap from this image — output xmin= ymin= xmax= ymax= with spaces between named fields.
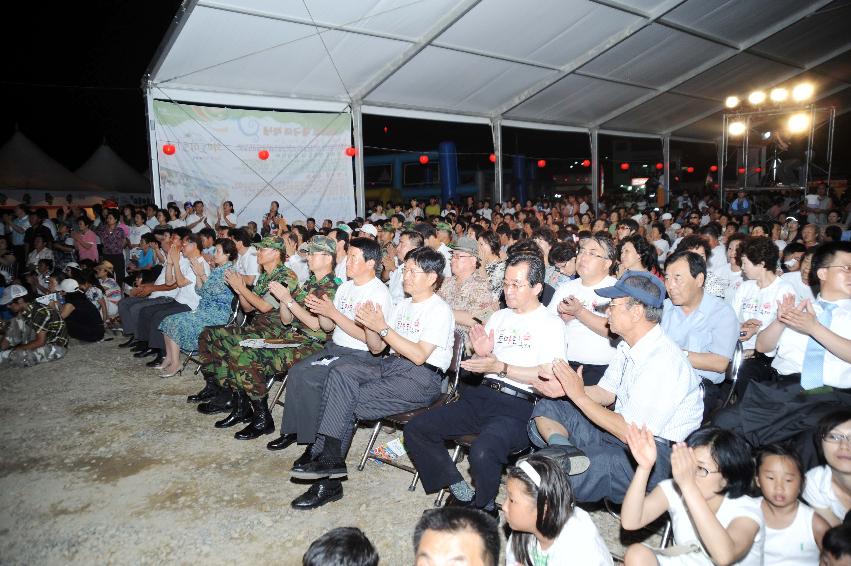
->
xmin=252 ymin=236 xmax=286 ymax=251
xmin=435 ymin=222 xmax=453 ymax=233
xmin=381 ymin=222 xmax=394 ymax=232
xmin=306 ymin=235 xmax=336 ymax=255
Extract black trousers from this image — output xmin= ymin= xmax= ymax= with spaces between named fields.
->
xmin=405 ymin=383 xmax=534 ymax=508
xmin=568 ymin=361 xmax=607 ymax=386
xmin=136 ymin=300 xmax=190 ymax=350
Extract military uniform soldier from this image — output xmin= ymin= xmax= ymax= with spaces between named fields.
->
xmin=0 ymin=284 xmax=68 ymax=368
xmin=192 ymin=237 xmax=297 ymax=428
xmin=212 ymin=237 xmax=343 ymax=440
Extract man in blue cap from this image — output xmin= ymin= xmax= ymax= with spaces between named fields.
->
xmin=529 ymin=270 xmax=703 ymax=503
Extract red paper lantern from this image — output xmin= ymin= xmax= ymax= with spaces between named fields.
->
xmin=489 ymin=153 xmax=496 ymax=163
xmin=620 ymin=162 xmax=629 ymax=171
xmin=581 ymin=159 xmax=591 ymax=167
xmin=738 ymin=167 xmax=746 ymax=174
xmin=162 ymin=144 xmax=176 ymax=155
xmin=537 ymin=159 xmax=547 ymax=168
xmin=345 ymin=147 xmax=357 ymax=157
xmin=710 ymin=165 xmax=718 ymax=172
xmin=755 ymin=167 xmax=762 ymax=173
xmin=258 ymin=150 xmax=270 ymax=160
xmin=686 ymin=166 xmax=695 ymax=174
xmin=655 ymin=162 xmax=664 ymax=170
xmin=419 ymin=154 xmax=429 ymax=165
xmin=383 ymin=126 xmax=389 ymax=134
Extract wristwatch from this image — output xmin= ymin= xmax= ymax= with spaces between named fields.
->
xmin=286 ymin=300 xmax=295 ymax=310
xmin=497 ymin=362 xmax=508 ymax=379
xmin=378 ymin=327 xmax=390 ymax=338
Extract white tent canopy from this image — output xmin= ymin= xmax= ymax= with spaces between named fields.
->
xmin=0 ymin=131 xmax=101 ymax=192
xmin=75 ymin=143 xmax=151 ymax=195
xmin=147 ymin=0 xmax=851 ymax=210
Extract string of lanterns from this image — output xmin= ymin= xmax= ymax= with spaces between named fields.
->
xmin=158 ymin=143 xmax=717 ymax=175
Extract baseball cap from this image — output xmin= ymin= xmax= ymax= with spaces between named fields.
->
xmin=435 ymin=222 xmax=453 ymax=233
xmin=595 ymin=270 xmax=666 ymax=308
xmin=0 ymin=284 xmax=28 ymax=305
xmin=59 ymin=279 xmax=80 ymax=293
xmin=660 ymin=213 xmax=673 ymax=221
xmin=449 ymin=236 xmax=479 ymax=259
xmin=381 ymin=222 xmax=395 ymax=233
xmin=360 ymin=223 xmax=378 ymax=237
xmin=64 ymin=262 xmax=81 ymax=270
xmin=670 ymin=223 xmax=682 ymax=231
xmin=336 ymin=223 xmax=352 ymax=235
xmin=306 ymin=235 xmax=336 ymax=256
xmin=252 ymin=236 xmax=286 ymax=252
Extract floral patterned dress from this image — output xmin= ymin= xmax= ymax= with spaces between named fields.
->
xmin=159 ymin=262 xmax=235 ymax=351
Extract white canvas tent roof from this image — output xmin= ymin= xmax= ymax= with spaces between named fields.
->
xmin=75 ymin=143 xmax=151 ymax=195
xmin=148 ymin=0 xmax=851 ymax=141
xmin=0 ymin=131 xmax=101 ymax=192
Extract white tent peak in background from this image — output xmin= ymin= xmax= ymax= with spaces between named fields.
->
xmin=0 ymin=131 xmax=101 ymax=192
xmin=75 ymin=143 xmax=150 ymax=195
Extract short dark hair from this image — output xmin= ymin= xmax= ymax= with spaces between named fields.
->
xmin=413 ymin=508 xmax=499 ymax=566
xmin=621 ymin=234 xmax=660 ymax=273
xmin=230 ymin=228 xmax=252 ymax=247
xmin=215 ymin=238 xmax=238 ymax=261
xmin=675 ymin=234 xmax=711 ymax=258
xmin=141 ymin=233 xmax=158 ymax=245
xmin=478 ymin=231 xmax=500 ymax=256
xmin=685 ymin=426 xmax=754 ymax=498
xmin=507 ymin=240 xmax=543 ymax=260
xmin=548 ymin=241 xmax=575 ymax=265
xmin=618 ymin=218 xmax=639 ymax=233
xmin=329 ymin=228 xmax=350 ymax=250
xmin=531 ymin=227 xmax=555 ymax=247
xmin=505 ymin=253 xmax=545 ymax=287
xmin=399 ymin=230 xmax=424 ymax=248
xmin=412 ymin=222 xmax=437 ymax=240
xmin=198 ymin=227 xmax=216 ymax=242
xmin=349 ymin=237 xmax=383 ymax=276
xmin=699 ymin=223 xmax=721 ymax=240
xmin=407 ymin=246 xmax=445 ymax=290
xmin=740 ymin=236 xmax=780 ymax=272
xmin=665 ymin=251 xmax=707 ymax=283
xmin=810 ymin=241 xmax=851 ymax=291
xmin=816 ymin=409 xmax=851 ymax=463
xmin=302 ymin=527 xmax=378 ymax=566
xmin=755 ymin=443 xmax=805 ymax=496
xmin=173 ymin=227 xmax=190 ymax=240
xmin=822 ymin=524 xmax=851 ymax=560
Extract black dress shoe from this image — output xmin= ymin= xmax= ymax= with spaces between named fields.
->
xmin=130 ymin=341 xmax=148 ymax=352
xmin=443 ymin=495 xmax=499 ymax=520
xmin=290 ymin=480 xmax=343 ymax=510
xmin=118 ymin=336 xmax=137 ymax=348
xmin=234 ymin=396 xmax=274 ymax=440
xmin=532 ymin=445 xmax=590 ymax=476
xmin=290 ymin=458 xmax=348 ymax=480
xmin=197 ymin=389 xmax=235 ymax=415
xmin=267 ymin=433 xmax=297 ymax=451
xmin=145 ymin=353 xmax=164 ymax=367
xmin=134 ymin=347 xmax=159 ymax=358
xmin=291 ymin=446 xmax=316 ymax=472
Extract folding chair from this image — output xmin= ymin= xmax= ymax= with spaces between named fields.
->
xmin=356 ymin=329 xmax=465 ymax=492
xmin=176 ymin=296 xmax=244 ymax=376
xmin=267 ymin=372 xmax=289 ymax=414
xmin=719 ymin=340 xmax=744 ymax=410
xmin=604 ymin=498 xmax=673 ymax=550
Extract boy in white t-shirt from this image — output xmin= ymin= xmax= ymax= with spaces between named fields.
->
xmin=289 ymin=246 xmax=454 ymax=510
xmin=406 ymin=253 xmax=566 ymax=513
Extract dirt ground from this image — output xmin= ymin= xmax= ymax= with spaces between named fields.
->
xmin=0 ymin=340 xmax=661 ymax=565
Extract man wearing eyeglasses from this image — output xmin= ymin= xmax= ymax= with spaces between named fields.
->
xmin=714 ymin=241 xmax=851 ymax=467
xmin=548 ymin=233 xmax=619 ymax=386
xmin=405 ymin=253 xmax=566 ymax=515
xmin=530 ymin=271 xmax=703 ymax=503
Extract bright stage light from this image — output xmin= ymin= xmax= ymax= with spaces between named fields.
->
xmin=748 ymin=91 xmax=766 ymax=105
xmin=762 ymin=131 xmax=772 ymax=140
xmin=725 ymin=96 xmax=740 ymax=109
xmin=792 ymin=83 xmax=814 ymax=102
xmin=728 ymin=121 xmax=747 ymax=136
xmin=787 ymin=113 xmax=810 ymax=134
xmin=770 ymin=88 xmax=788 ymax=103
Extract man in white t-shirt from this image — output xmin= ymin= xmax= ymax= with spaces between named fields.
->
xmin=290 ymin=247 xmax=454 ymax=510
xmin=531 ymin=271 xmax=702 ymax=503
xmin=714 ymin=242 xmax=851 ymax=467
xmin=550 ymin=233 xmax=618 ymax=384
xmin=275 ymin=238 xmax=391 ymax=492
xmin=184 ymin=200 xmax=210 ymax=233
xmin=406 ymin=253 xmax=566 ymax=513
xmin=232 ymin=228 xmax=260 ymax=286
xmin=385 ymin=230 xmax=423 ymax=305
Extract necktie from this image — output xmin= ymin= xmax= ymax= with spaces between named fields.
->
xmin=800 ymin=301 xmax=838 ymax=389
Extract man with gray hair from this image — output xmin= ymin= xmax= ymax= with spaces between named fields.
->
xmin=530 ymin=271 xmax=703 ymax=503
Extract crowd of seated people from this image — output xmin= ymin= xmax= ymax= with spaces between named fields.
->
xmin=1 ymin=186 xmax=850 ymax=564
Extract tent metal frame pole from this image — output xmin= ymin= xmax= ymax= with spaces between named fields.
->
xmin=143 ymin=85 xmax=161 ymax=206
xmin=719 ymin=114 xmax=728 ymax=208
xmin=590 ymin=128 xmax=599 ymax=217
xmin=662 ymin=134 xmax=671 ymax=206
xmin=352 ymin=103 xmax=366 ymax=218
xmin=491 ymin=118 xmax=503 ymax=204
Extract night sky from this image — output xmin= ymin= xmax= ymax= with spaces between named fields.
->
xmin=3 ymin=1 xmax=848 ymax=188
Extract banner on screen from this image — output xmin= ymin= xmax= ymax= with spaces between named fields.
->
xmin=153 ymin=101 xmax=355 ymax=226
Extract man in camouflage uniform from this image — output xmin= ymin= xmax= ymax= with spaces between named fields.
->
xmin=0 ymin=285 xmax=68 ymax=368
xmin=210 ymin=236 xmax=342 ymax=440
xmin=191 ymin=237 xmax=297 ymax=419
